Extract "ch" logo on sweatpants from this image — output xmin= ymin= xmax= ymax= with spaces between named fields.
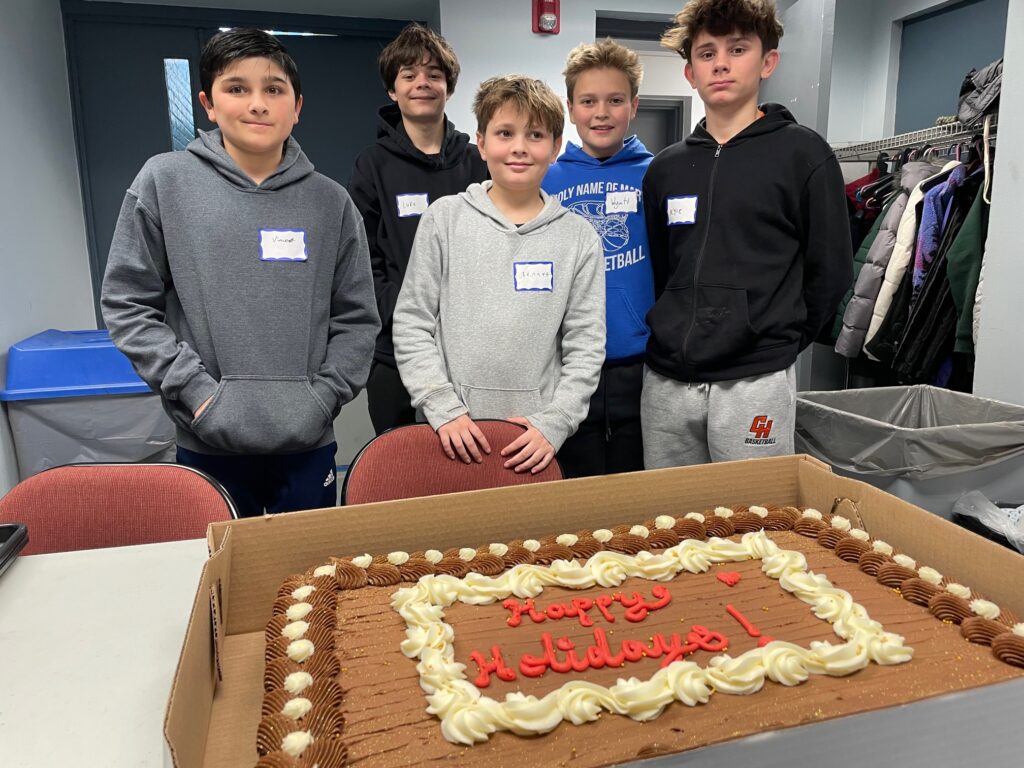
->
xmin=745 ymin=415 xmax=777 ymax=446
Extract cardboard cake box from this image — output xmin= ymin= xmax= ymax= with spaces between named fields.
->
xmin=164 ymin=455 xmax=1024 ymax=768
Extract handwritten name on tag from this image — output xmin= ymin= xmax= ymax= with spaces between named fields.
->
xmin=514 ymin=261 xmax=554 ymax=292
xmin=606 ymin=190 xmax=638 ymax=214
xmin=396 ymin=193 xmax=429 ymax=218
xmin=666 ymin=196 xmax=698 ymax=226
xmin=259 ymin=229 xmax=307 ymax=261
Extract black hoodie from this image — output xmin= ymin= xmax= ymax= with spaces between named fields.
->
xmin=641 ymin=104 xmax=852 ymax=382
xmin=349 ymin=104 xmax=488 ymax=365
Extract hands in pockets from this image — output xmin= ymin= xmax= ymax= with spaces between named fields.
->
xmin=191 ymin=376 xmax=332 ymax=454
xmin=647 ymin=286 xmax=756 ymax=367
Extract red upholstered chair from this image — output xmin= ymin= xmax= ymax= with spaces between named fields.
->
xmin=342 ymin=420 xmax=563 ymax=505
xmin=0 ymin=463 xmax=237 ymax=555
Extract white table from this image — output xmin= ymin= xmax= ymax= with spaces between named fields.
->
xmin=0 ymin=538 xmax=209 ymax=768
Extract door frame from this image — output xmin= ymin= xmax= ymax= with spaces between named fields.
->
xmin=635 ymin=96 xmax=690 ymax=151
xmin=61 ymin=0 xmax=410 ymax=323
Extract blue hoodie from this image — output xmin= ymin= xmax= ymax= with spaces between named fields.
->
xmin=542 ymin=136 xmax=654 ymax=361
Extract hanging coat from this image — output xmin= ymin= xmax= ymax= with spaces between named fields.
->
xmin=834 ymin=162 xmax=938 ymax=358
xmin=945 ymin=190 xmax=990 ymax=354
xmin=862 ymin=160 xmax=953 ymax=358
xmin=830 ymin=197 xmax=894 ymax=343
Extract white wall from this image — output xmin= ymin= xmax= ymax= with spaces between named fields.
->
xmin=974 ymin=0 xmax=1024 ymax=407
xmin=438 ymin=0 xmax=684 ymax=148
xmin=0 ymin=1 xmax=96 ymax=494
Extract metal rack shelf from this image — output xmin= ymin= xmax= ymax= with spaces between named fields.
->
xmin=832 ymin=115 xmax=997 ymax=161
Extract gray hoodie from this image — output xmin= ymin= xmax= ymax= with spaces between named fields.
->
xmin=101 ymin=129 xmax=380 ymax=455
xmin=393 ymin=182 xmax=605 ymax=450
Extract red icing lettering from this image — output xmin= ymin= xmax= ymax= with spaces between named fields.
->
xmin=686 ymin=625 xmax=729 ymax=653
xmin=499 ymin=624 xmax=732 ymax=685
xmin=594 ymin=594 xmax=617 ymax=624
xmin=570 ymin=598 xmax=595 ymax=627
xmin=470 ymin=646 xmax=518 ymax=687
xmin=546 ymin=602 xmax=566 ymax=620
xmin=725 ymin=604 xmax=761 ymax=638
xmin=502 ymin=598 xmax=526 ymax=628
xmin=502 ymin=588 xmax=673 ymax=629
xmin=526 ymin=598 xmax=546 ymax=623
xmin=757 ymin=635 xmax=775 ymax=647
xmin=716 ymin=571 xmax=742 ymax=587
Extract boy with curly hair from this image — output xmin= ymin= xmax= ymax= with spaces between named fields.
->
xmin=642 ymin=0 xmax=851 ymax=467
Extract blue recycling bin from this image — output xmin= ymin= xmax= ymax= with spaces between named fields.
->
xmin=0 ymin=329 xmax=175 ymax=479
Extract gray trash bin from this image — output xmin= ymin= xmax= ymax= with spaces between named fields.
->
xmin=0 ymin=329 xmax=175 ymax=480
xmin=795 ymin=385 xmax=1024 ymax=519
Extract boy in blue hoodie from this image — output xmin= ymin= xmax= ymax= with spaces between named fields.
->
xmin=542 ymin=39 xmax=654 ymax=477
xmin=101 ymin=29 xmax=379 ymax=516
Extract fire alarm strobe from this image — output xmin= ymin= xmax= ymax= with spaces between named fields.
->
xmin=532 ymin=0 xmax=560 ymax=35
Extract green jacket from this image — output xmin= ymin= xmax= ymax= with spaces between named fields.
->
xmin=945 ymin=190 xmax=989 ymax=354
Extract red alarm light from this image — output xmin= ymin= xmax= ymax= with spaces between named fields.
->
xmin=532 ymin=0 xmax=560 ymax=35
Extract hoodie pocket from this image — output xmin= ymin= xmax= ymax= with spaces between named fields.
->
xmin=606 ymin=286 xmax=650 ymax=359
xmin=647 ymin=286 xmax=756 ymax=367
xmin=459 ymin=384 xmax=543 ymax=419
xmin=191 ymin=375 xmax=331 ymax=454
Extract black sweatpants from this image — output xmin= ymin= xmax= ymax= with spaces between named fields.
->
xmin=556 ymin=359 xmax=644 ymax=479
xmin=366 ymin=360 xmax=417 ymax=435
xmin=177 ymin=442 xmax=338 ymax=518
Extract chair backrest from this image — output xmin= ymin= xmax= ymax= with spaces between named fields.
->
xmin=0 ymin=463 xmax=237 ymax=555
xmin=342 ymin=420 xmax=563 ymax=505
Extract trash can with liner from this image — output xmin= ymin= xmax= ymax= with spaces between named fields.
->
xmin=0 ymin=329 xmax=175 ymax=480
xmin=795 ymin=384 xmax=1024 ymax=520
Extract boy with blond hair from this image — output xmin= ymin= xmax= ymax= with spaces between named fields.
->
xmin=543 ymin=38 xmax=654 ymax=477
xmin=641 ymin=0 xmax=851 ymax=467
xmin=394 ymin=76 xmax=605 ymax=474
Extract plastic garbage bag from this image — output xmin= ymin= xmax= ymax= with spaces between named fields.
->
xmin=796 ymin=385 xmax=1024 ymax=519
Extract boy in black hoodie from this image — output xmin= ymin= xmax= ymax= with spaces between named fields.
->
xmin=349 ymin=23 xmax=488 ymax=434
xmin=641 ymin=0 xmax=851 ymax=467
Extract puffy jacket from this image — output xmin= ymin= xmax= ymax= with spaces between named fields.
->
xmin=834 ymin=162 xmax=939 ymax=358
xmin=830 ymin=197 xmax=894 ymax=342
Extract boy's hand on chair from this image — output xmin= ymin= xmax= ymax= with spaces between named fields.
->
xmin=501 ymin=417 xmax=555 ymax=474
xmin=437 ymin=415 xmax=492 ymax=463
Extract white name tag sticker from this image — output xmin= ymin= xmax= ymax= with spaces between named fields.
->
xmin=259 ymin=229 xmax=307 ymax=261
xmin=666 ymin=195 xmax=698 ymax=225
xmin=513 ymin=261 xmax=554 ymax=292
xmin=606 ymin=190 xmax=638 ymax=214
xmin=396 ymin=193 xmax=429 ymax=218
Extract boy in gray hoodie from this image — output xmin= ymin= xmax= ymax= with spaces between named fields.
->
xmin=101 ymin=29 xmax=379 ymax=516
xmin=393 ymin=75 xmax=605 ymax=474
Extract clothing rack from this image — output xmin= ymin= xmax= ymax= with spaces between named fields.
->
xmin=832 ymin=115 xmax=998 ymax=161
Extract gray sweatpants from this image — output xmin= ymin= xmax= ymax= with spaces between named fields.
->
xmin=641 ymin=364 xmax=796 ymax=468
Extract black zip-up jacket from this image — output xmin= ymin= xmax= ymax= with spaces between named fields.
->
xmin=349 ymin=104 xmax=488 ymax=365
xmin=641 ymin=104 xmax=852 ymax=382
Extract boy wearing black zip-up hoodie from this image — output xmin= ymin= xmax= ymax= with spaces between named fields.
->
xmin=349 ymin=24 xmax=488 ymax=434
xmin=641 ymin=0 xmax=851 ymax=467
